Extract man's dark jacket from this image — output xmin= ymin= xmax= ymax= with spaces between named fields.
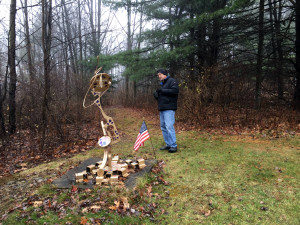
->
xmin=154 ymin=76 xmax=179 ymax=111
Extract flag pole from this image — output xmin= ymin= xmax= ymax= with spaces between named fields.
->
xmin=143 ymin=119 xmax=157 ymax=159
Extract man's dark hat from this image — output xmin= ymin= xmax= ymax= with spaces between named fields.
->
xmin=157 ymin=69 xmax=168 ymax=76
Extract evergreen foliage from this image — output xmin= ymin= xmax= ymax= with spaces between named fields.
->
xmin=76 ymin=0 xmax=297 ymax=108
xmin=107 ymin=0 xmax=296 ymax=109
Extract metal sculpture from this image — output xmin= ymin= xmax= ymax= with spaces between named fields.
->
xmin=77 ymin=66 xmax=146 ymax=186
xmin=83 ymin=67 xmax=120 ymax=174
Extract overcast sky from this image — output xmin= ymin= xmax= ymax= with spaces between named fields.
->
xmin=0 ymin=0 xmax=134 ymax=51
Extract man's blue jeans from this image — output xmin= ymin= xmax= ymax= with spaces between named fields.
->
xmin=160 ymin=110 xmax=177 ymax=148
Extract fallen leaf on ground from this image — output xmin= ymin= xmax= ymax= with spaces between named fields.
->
xmin=71 ymin=185 xmax=78 ymax=192
xmin=205 ymin=210 xmax=211 ymax=217
xmin=90 ymin=205 xmax=101 ymax=212
xmin=47 ymin=178 xmax=53 ymax=183
xmin=158 ymin=176 xmax=169 ymax=185
xmin=139 ymin=189 xmax=145 ymax=197
xmin=82 ymin=207 xmax=89 ymax=213
xmin=115 ymin=200 xmax=120 ymax=208
xmin=147 ymin=185 xmax=152 ymax=197
xmin=109 ymin=200 xmax=120 ymax=211
xmin=121 ymin=197 xmax=130 ymax=210
xmin=109 ymin=205 xmax=117 ymax=210
xmin=33 ymin=201 xmax=43 ymax=208
xmin=80 ymin=217 xmax=88 ymax=225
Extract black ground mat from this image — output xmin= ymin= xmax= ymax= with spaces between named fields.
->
xmin=52 ymin=157 xmax=157 ymax=189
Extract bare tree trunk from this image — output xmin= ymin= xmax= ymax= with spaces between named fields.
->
xmin=77 ymin=0 xmax=84 ymax=118
xmin=294 ymin=0 xmax=300 ymax=110
xmin=133 ymin=0 xmax=145 ymax=101
xmin=63 ymin=40 xmax=70 ymax=98
xmin=189 ymin=13 xmax=196 ymax=90
xmin=84 ymin=35 xmax=87 ymax=60
xmin=0 ymin=98 xmax=5 ymax=137
xmin=0 ymin=26 xmax=9 ymax=137
xmin=88 ymin=0 xmax=99 ymax=56
xmin=196 ymin=23 xmax=206 ymax=68
xmin=209 ymin=18 xmax=220 ymax=67
xmin=62 ymin=0 xmax=78 ymax=75
xmin=22 ymin=0 xmax=36 ymax=129
xmin=56 ymin=8 xmax=69 ymax=98
xmin=97 ymin=0 xmax=102 ymax=48
xmin=255 ymin=0 xmax=265 ymax=109
xmin=8 ymin=0 xmax=17 ymax=134
xmin=40 ymin=0 xmax=52 ymax=150
xmin=23 ymin=0 xmax=35 ymax=86
xmin=273 ymin=0 xmax=284 ymax=100
xmin=78 ymin=0 xmax=83 ymax=75
xmin=209 ymin=0 xmax=226 ymax=67
xmin=0 ymin=74 xmax=7 ymax=137
xmin=126 ymin=0 xmax=132 ymax=105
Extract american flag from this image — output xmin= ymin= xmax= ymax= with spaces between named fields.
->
xmin=134 ymin=121 xmax=150 ymax=151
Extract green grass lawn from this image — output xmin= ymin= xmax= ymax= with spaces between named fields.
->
xmin=152 ymin=132 xmax=300 ymax=224
xmin=2 ymin=108 xmax=299 ymax=224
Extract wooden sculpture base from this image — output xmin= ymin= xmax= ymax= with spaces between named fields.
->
xmin=75 ymin=155 xmax=146 ymax=186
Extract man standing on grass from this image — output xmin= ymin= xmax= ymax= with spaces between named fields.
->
xmin=153 ymin=69 xmax=179 ymax=153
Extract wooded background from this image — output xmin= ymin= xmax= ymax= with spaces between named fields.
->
xmin=0 ymin=0 xmax=299 ymax=153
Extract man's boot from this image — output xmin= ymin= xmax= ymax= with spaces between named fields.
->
xmin=168 ymin=147 xmax=177 ymax=153
xmin=160 ymin=146 xmax=170 ymax=150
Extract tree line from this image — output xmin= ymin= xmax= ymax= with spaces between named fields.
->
xmin=111 ymin=0 xmax=299 ymax=128
xmin=0 ymin=0 xmax=299 ymax=151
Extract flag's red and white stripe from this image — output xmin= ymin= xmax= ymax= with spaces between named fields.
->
xmin=134 ymin=121 xmax=150 ymax=151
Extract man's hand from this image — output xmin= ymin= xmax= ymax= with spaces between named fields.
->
xmin=156 ymin=88 xmax=162 ymax=93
